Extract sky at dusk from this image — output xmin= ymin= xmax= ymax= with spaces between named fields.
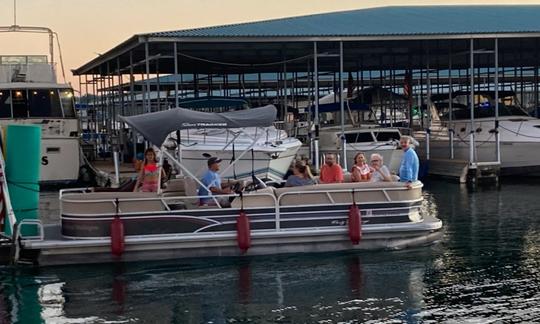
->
xmin=1 ymin=0 xmax=540 ymax=88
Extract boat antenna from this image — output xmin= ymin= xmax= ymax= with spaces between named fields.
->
xmin=13 ymin=0 xmax=16 ymax=26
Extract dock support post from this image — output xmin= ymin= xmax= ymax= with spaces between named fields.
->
xmin=469 ymin=38 xmax=476 ymax=166
xmin=448 ymin=45 xmax=455 ymax=159
xmin=339 ymin=41 xmax=347 ymax=171
xmin=494 ymin=38 xmax=501 ymax=165
xmin=313 ymin=42 xmax=320 ymax=172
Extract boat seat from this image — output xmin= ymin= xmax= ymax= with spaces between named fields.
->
xmin=161 ymin=178 xmax=187 ymax=197
xmin=274 ymin=181 xmax=422 ymax=206
xmin=230 ymin=187 xmax=276 ymax=209
xmin=61 ymin=192 xmax=163 ymax=215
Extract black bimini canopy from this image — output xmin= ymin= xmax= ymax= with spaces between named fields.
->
xmin=119 ymin=104 xmax=277 ymax=146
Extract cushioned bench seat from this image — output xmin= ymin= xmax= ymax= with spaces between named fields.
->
xmin=61 ymin=192 xmax=165 ymax=215
xmin=274 ymin=181 xmax=421 ymax=206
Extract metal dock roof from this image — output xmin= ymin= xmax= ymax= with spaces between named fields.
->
xmin=73 ymin=5 xmax=540 ymax=75
xmin=149 ymin=6 xmax=540 ymax=38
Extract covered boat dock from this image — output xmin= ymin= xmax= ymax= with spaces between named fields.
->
xmin=73 ymin=5 xmax=540 ymax=181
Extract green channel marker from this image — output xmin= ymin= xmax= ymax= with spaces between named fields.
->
xmin=4 ymin=124 xmax=41 ymax=237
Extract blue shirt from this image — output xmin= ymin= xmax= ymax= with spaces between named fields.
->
xmin=198 ymin=169 xmax=221 ymax=204
xmin=399 ymin=148 xmax=419 ymax=182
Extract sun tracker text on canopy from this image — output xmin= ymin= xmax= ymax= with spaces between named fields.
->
xmin=119 ymin=105 xmax=277 ymax=146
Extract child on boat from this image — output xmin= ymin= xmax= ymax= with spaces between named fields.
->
xmin=133 ymin=148 xmax=165 ymax=192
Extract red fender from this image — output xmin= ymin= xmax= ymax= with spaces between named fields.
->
xmin=110 ymin=216 xmax=125 ymax=256
xmin=348 ymin=203 xmax=362 ymax=245
xmin=236 ymin=210 xmax=251 ymax=252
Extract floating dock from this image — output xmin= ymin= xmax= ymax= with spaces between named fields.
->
xmin=425 ymin=158 xmax=500 ymax=184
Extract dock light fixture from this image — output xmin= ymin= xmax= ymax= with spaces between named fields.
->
xmin=15 ymin=91 xmax=22 ymax=97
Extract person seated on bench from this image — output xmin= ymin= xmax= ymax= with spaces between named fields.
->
xmin=369 ymin=153 xmax=393 ymax=182
xmin=319 ymin=153 xmax=344 ymax=184
xmin=198 ymin=157 xmax=233 ymax=206
xmin=285 ymin=160 xmax=315 ymax=187
xmin=351 ymin=152 xmax=371 ymax=182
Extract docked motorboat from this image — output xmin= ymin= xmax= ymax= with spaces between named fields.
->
xmin=299 ymin=86 xmax=408 ymax=172
xmin=0 ymin=25 xmax=80 ymax=184
xmin=5 ymin=105 xmax=442 ymax=266
xmin=168 ymin=117 xmax=302 ymax=181
xmin=415 ymin=90 xmax=540 ymax=175
xmin=317 ymin=126 xmax=404 ymax=173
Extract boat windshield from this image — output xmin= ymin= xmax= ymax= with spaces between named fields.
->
xmin=0 ymin=88 xmax=75 ymax=118
xmin=434 ymin=92 xmax=529 ymax=120
xmin=439 ymin=103 xmax=529 ymax=120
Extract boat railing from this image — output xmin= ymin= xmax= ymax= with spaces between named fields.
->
xmin=0 ymin=142 xmax=17 ymax=237
xmin=15 ymin=219 xmax=44 ymax=241
xmin=59 ymin=183 xmax=421 ymax=224
xmin=60 ymin=191 xmax=278 ymax=216
xmin=276 ymin=186 xmax=419 ymax=205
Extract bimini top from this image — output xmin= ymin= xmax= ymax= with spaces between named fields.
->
xmin=119 ymin=104 xmax=277 ymax=146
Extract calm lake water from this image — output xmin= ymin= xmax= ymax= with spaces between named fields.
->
xmin=1 ymin=179 xmax=540 ymax=323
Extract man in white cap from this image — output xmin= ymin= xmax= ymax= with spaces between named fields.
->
xmin=198 ymin=156 xmax=233 ymax=206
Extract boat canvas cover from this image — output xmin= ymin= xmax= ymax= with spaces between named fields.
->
xmin=119 ymin=104 xmax=277 ymax=146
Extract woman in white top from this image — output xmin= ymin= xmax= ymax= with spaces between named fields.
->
xmin=369 ymin=153 xmax=393 ymax=182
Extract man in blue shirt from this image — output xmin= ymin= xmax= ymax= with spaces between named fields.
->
xmin=399 ymin=135 xmax=419 ymax=189
xmin=198 ymin=157 xmax=232 ymax=205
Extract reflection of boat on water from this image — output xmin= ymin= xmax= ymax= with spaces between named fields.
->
xmin=8 ymin=105 xmax=441 ymax=266
xmin=0 ymin=253 xmax=431 ymax=323
xmin=0 ymin=25 xmax=80 ymax=184
xmin=415 ymin=90 xmax=540 ymax=175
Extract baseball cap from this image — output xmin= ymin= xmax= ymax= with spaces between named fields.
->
xmin=207 ymin=157 xmax=222 ymax=166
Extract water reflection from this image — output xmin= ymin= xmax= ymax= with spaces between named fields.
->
xmin=1 ymin=179 xmax=540 ymax=322
xmin=0 ymin=251 xmax=437 ymax=323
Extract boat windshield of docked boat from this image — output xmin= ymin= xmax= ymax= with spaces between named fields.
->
xmin=0 ymin=25 xmax=80 ymax=185
xmin=432 ymin=90 xmax=529 ymax=120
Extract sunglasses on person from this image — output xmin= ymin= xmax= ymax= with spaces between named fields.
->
xmin=370 ymin=160 xmax=380 ymax=163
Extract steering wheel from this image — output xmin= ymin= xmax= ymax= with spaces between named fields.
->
xmin=231 ymin=182 xmax=243 ymax=193
xmin=243 ymin=176 xmax=267 ymax=192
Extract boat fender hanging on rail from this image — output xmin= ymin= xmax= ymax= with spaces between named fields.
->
xmin=110 ymin=198 xmax=125 ymax=256
xmin=236 ymin=192 xmax=251 ymax=252
xmin=348 ymin=189 xmax=362 ymax=245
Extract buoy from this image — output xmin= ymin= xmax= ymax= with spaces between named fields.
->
xmin=236 ymin=192 xmax=251 ymax=252
xmin=111 ymin=215 xmax=125 ymax=256
xmin=111 ymin=199 xmax=125 ymax=256
xmin=236 ymin=210 xmax=251 ymax=252
xmin=348 ymin=192 xmax=362 ymax=245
